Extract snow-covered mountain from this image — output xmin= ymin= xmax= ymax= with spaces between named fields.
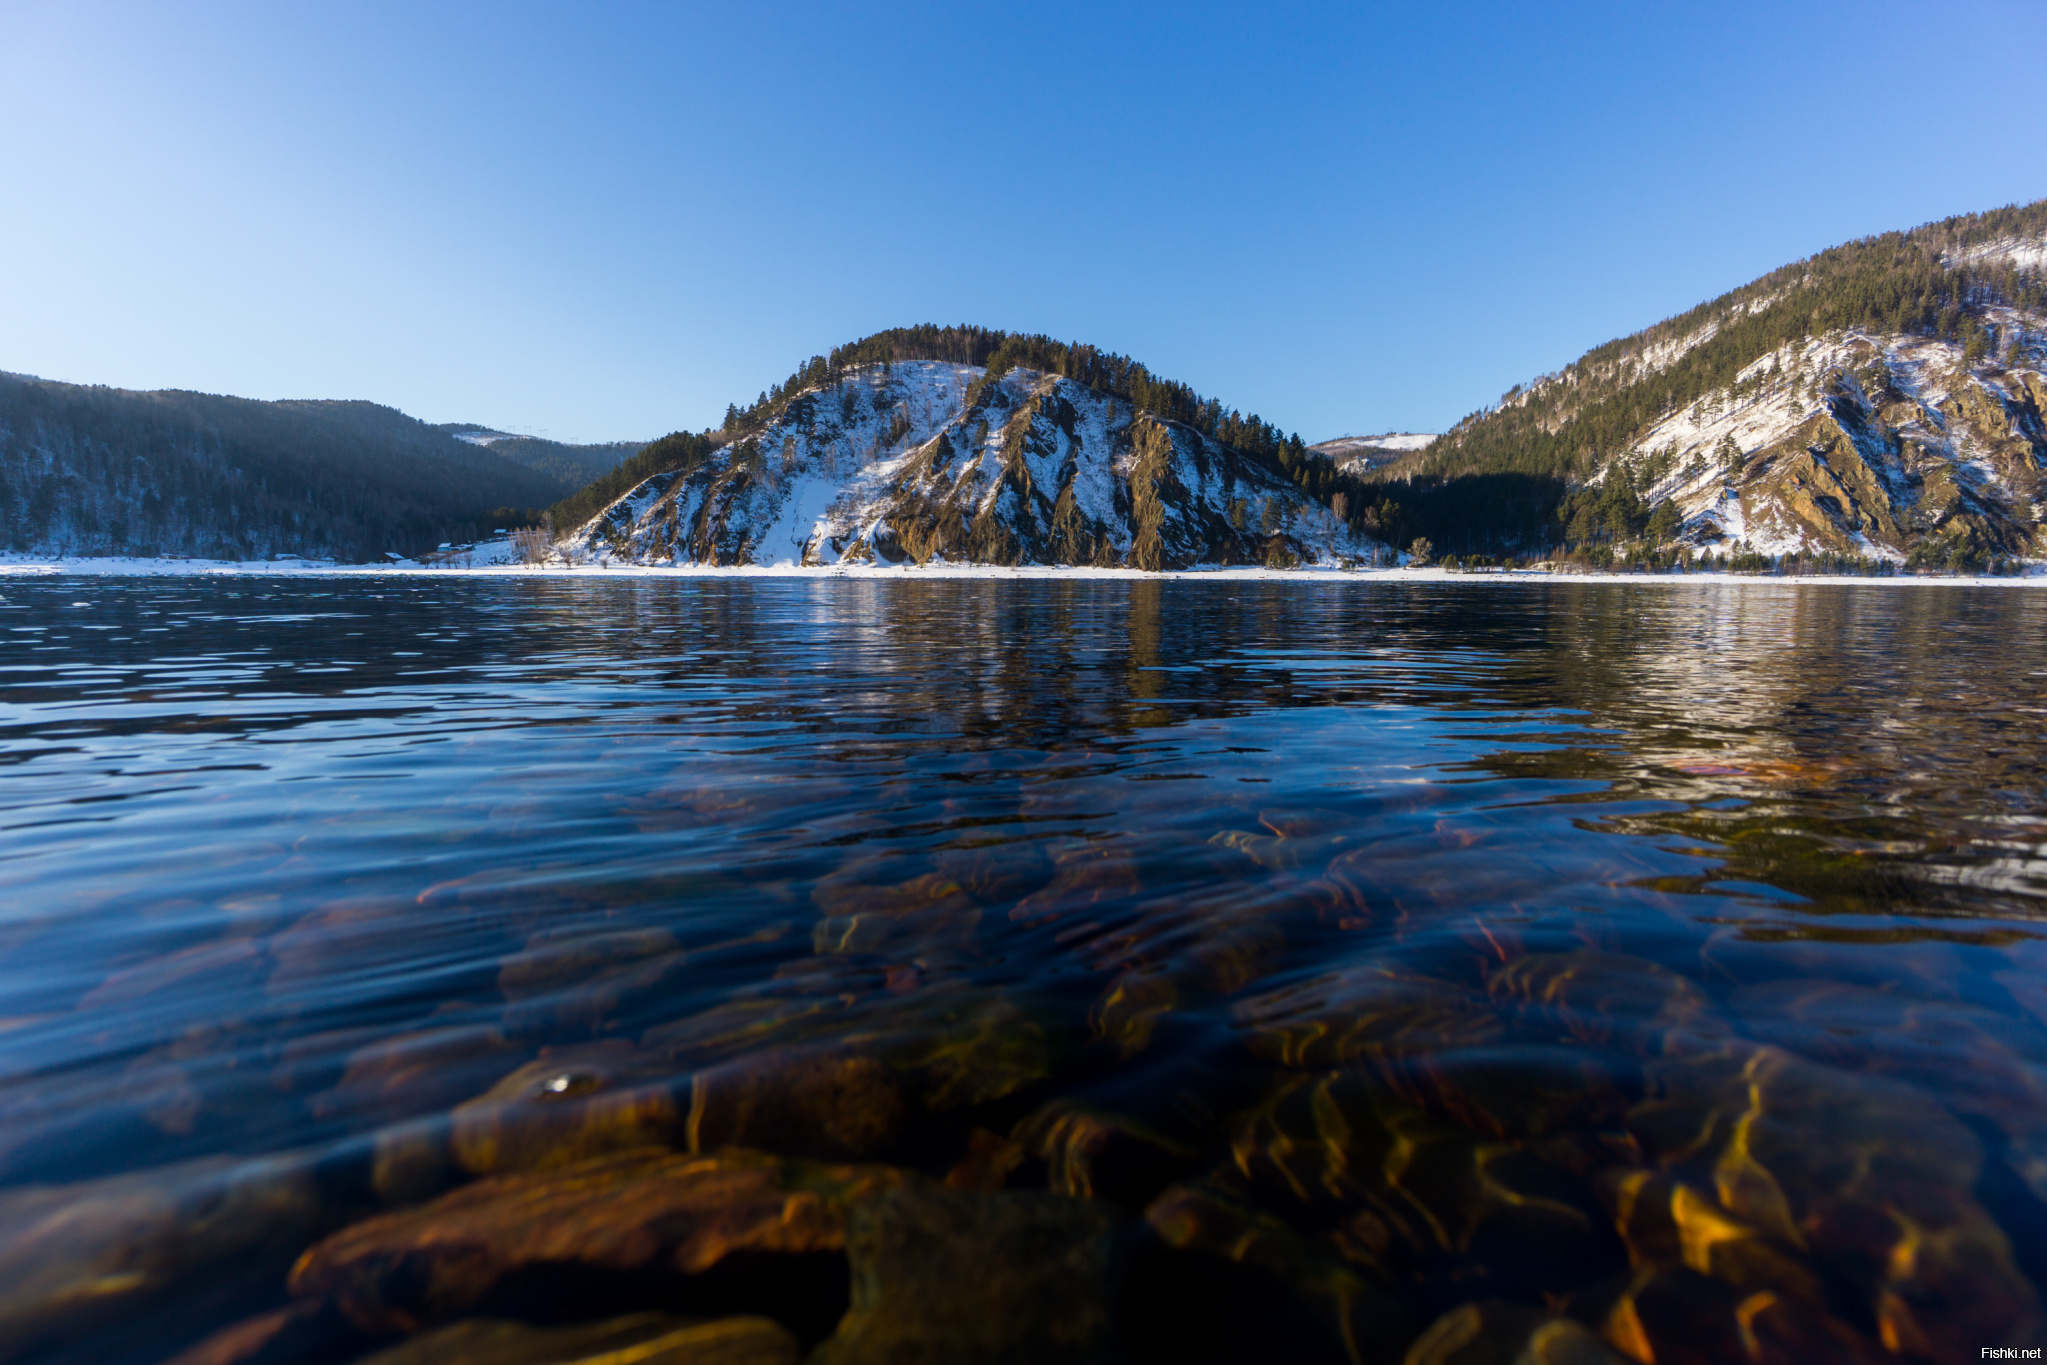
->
xmin=1369 ymin=201 xmax=2047 ymax=563
xmin=556 ymin=362 xmax=1382 ymax=569
xmin=1600 ymin=314 xmax=2044 ymax=557
xmin=1308 ymin=432 xmax=1436 ymax=475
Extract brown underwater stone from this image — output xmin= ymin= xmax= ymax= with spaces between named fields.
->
xmin=349 ymin=1313 xmax=800 ymax=1365
xmin=496 ymin=927 xmax=690 ymax=1033
xmin=1233 ymin=968 xmax=1504 ymax=1070
xmin=313 ymin=1023 xmax=522 ymax=1127
xmin=1403 ymin=1301 xmax=1625 ymax=1365
xmin=1592 ymin=1264 xmax=1898 ymax=1365
xmin=0 ymin=1155 xmax=325 ymax=1365
xmin=1011 ymin=1099 xmax=1195 ymax=1205
xmin=1627 ymin=1042 xmax=2042 ymax=1360
xmin=288 ymin=1147 xmax=904 ymax=1335
xmin=1146 ymin=1180 xmax=1410 ymax=1361
xmin=1226 ymin=1066 xmax=1611 ymax=1291
xmin=1485 ymin=952 xmax=1723 ymax=1055
xmin=808 ymin=1184 xmax=1120 ymax=1365
xmin=687 ymin=1046 xmax=905 ymax=1160
xmin=450 ymin=1041 xmax=686 ymax=1175
xmin=158 ymin=1299 xmax=362 ymax=1365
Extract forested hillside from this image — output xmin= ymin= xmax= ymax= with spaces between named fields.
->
xmin=546 ymin=325 xmax=1363 ymax=539
xmin=1364 ymin=200 xmax=2047 ymax=564
xmin=0 ymin=373 xmax=566 ymax=560
xmin=551 ymin=348 xmax=1380 ymax=569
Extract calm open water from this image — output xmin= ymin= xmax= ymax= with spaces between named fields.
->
xmin=3 ymin=576 xmax=2046 ymax=1365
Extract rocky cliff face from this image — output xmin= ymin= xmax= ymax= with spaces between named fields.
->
xmin=1366 ymin=208 xmax=2047 ymax=562
xmin=1622 ymin=313 xmax=2045 ymax=559
xmin=557 ymin=363 xmax=1379 ymax=569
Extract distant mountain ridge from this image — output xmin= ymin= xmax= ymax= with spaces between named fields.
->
xmin=1308 ymin=433 xmax=1436 ymax=476
xmin=1365 ymin=199 xmax=2047 ymax=565
xmin=430 ymin=425 xmax=645 ymax=495
xmin=0 ymin=374 xmax=567 ymax=560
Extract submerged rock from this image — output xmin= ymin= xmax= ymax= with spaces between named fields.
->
xmin=1087 ymin=901 xmax=1288 ymax=1059
xmin=687 ymin=1045 xmax=906 ymax=1160
xmin=1729 ymin=979 xmax=2047 ymax=1200
xmin=811 ymin=867 xmax=983 ymax=957
xmin=158 ymin=1299 xmax=367 ymax=1365
xmin=1226 ymin=1068 xmax=1615 ymax=1293
xmin=1404 ymin=1302 xmax=1624 ymax=1365
xmin=1233 ymin=969 xmax=1504 ymax=1070
xmin=496 ymin=927 xmax=691 ymax=1034
xmin=450 ymin=1041 xmax=686 ymax=1174
xmin=288 ymin=1147 xmax=901 ymax=1335
xmin=312 ymin=1023 xmax=523 ymax=1127
xmin=1485 ymin=952 xmax=1724 ymax=1055
xmin=885 ymin=992 xmax=1062 ymax=1112
xmin=1601 ymin=1168 xmax=1823 ymax=1308
xmin=1592 ymin=1263 xmax=1894 ymax=1365
xmin=1145 ymin=1181 xmax=1411 ymax=1361
xmin=1628 ymin=1042 xmax=2042 ymax=1359
xmin=809 ymin=1185 xmax=1121 ymax=1365
xmin=350 ymin=1313 xmax=799 ymax=1365
xmin=0 ymin=1154 xmax=326 ymax=1365
xmin=1012 ymin=1099 xmax=1196 ymax=1207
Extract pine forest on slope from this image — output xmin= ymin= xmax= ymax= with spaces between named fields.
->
xmin=1368 ymin=199 xmax=2047 ymax=567
xmin=0 ymin=374 xmax=620 ymax=562
xmin=554 ymin=356 xmax=1374 ymax=569
xmin=547 ymin=326 xmax=1384 ymax=569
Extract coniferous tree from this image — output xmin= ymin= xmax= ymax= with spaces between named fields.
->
xmin=1647 ymin=499 xmax=1682 ymax=543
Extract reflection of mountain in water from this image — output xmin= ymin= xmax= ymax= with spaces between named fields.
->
xmin=1472 ymin=582 xmax=2047 ymax=920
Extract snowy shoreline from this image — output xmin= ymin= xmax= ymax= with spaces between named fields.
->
xmin=4 ymin=553 xmax=2043 ymax=588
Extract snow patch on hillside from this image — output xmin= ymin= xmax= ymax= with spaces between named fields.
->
xmin=1310 ymin=432 xmax=1436 ymax=475
xmin=1946 ymin=234 xmax=2047 ymax=276
xmin=1585 ymin=317 xmax=2047 ymax=558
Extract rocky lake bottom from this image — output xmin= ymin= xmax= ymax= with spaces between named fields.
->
xmin=2 ymin=576 xmax=2045 ymax=1365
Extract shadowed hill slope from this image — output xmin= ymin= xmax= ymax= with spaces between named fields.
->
xmin=0 ymin=374 xmax=567 ymax=560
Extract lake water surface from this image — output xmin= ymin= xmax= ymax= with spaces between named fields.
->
xmin=3 ymin=577 xmax=2046 ymax=1364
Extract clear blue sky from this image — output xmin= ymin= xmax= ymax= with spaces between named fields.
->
xmin=2 ymin=2 xmax=2042 ymax=444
